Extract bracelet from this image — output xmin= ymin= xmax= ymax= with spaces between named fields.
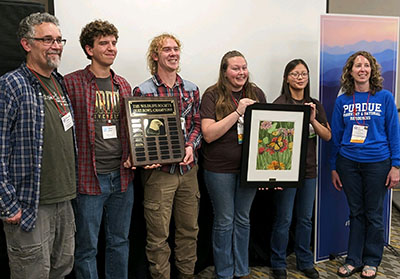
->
xmin=235 ymin=109 xmax=242 ymax=117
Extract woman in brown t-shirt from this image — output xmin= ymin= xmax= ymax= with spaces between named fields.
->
xmin=200 ymin=50 xmax=266 ymax=279
xmin=269 ymin=59 xmax=331 ymax=279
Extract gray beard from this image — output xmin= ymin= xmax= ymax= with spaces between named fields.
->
xmin=47 ymin=55 xmax=61 ymax=69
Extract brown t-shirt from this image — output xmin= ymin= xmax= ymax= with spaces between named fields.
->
xmin=94 ymin=77 xmax=123 ymax=173
xmin=273 ymin=95 xmax=328 ymax=178
xmin=200 ymin=85 xmax=266 ymax=173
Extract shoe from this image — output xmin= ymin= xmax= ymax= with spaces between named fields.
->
xmin=337 ymin=263 xmax=362 ymax=277
xmin=271 ymin=269 xmax=287 ymax=279
xmin=361 ymin=266 xmax=377 ymax=279
xmin=300 ymin=267 xmax=319 ymax=279
xmin=238 ymin=275 xmax=251 ymax=279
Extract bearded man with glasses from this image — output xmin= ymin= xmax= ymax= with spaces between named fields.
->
xmin=0 ymin=12 xmax=77 ymax=278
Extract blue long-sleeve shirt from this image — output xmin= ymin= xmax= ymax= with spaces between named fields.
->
xmin=330 ymin=89 xmax=400 ymax=170
xmin=0 ymin=63 xmax=77 ymax=232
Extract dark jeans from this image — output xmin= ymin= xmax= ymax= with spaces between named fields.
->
xmin=270 ymin=178 xmax=316 ymax=270
xmin=336 ymin=155 xmax=391 ymax=267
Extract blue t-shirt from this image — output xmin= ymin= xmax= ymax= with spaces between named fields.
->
xmin=330 ymin=89 xmax=400 ymax=169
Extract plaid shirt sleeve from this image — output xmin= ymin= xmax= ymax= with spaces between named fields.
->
xmin=0 ymin=72 xmax=22 ymax=219
xmin=0 ymin=64 xmax=44 ymax=232
xmin=114 ymin=75 xmax=135 ymax=190
xmin=132 ymin=86 xmax=141 ymax=97
xmin=184 ymin=85 xmax=202 ymax=151
xmin=64 ymin=69 xmax=101 ymax=195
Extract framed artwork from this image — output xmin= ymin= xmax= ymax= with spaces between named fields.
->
xmin=240 ymin=103 xmax=310 ymax=188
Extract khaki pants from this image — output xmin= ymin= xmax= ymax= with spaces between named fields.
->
xmin=142 ymin=165 xmax=200 ymax=279
xmin=3 ymin=201 xmax=75 ymax=279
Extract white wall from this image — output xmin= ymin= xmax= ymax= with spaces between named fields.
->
xmin=56 ymin=0 xmax=326 ymax=102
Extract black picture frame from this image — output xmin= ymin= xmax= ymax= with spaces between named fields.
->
xmin=240 ymin=103 xmax=310 ymax=188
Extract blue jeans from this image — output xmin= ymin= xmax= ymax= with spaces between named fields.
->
xmin=337 ymin=155 xmax=390 ymax=267
xmin=270 ymin=178 xmax=316 ymax=270
xmin=74 ymin=170 xmax=134 ymax=279
xmin=203 ymin=170 xmax=257 ymax=279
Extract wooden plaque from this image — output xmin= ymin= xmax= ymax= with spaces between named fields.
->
xmin=125 ymin=96 xmax=185 ymax=166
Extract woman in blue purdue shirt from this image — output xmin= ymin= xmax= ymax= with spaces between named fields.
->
xmin=331 ymin=51 xmax=400 ymax=279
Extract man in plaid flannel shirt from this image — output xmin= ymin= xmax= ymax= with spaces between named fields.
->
xmin=0 ymin=12 xmax=77 ymax=278
xmin=133 ymin=33 xmax=202 ymax=279
xmin=64 ymin=20 xmax=134 ymax=279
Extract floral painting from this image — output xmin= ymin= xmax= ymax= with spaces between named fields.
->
xmin=257 ymin=121 xmax=294 ymax=170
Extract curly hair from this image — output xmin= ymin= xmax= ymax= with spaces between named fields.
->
xmin=280 ymin=59 xmax=312 ymax=103
xmin=147 ymin=33 xmax=181 ymax=75
xmin=210 ymin=50 xmax=259 ymax=121
xmin=18 ymin=12 xmax=60 ymax=42
xmin=79 ymin=20 xmax=119 ymax=60
xmin=341 ymin=50 xmax=383 ymax=95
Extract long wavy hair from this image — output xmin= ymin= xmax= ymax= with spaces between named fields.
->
xmin=210 ymin=50 xmax=259 ymax=120
xmin=280 ymin=59 xmax=312 ymax=103
xmin=341 ymin=50 xmax=383 ymax=95
xmin=147 ymin=33 xmax=181 ymax=75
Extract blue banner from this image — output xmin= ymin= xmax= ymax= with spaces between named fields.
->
xmin=316 ymin=14 xmax=398 ymax=262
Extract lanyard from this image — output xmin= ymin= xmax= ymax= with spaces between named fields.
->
xmin=352 ymin=92 xmax=370 ymax=126
xmin=94 ymin=75 xmax=115 ymax=125
xmin=231 ymin=91 xmax=244 ymax=107
xmin=28 ymin=67 xmax=68 ymax=116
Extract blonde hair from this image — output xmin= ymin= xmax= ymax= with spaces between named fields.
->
xmin=147 ymin=33 xmax=181 ymax=75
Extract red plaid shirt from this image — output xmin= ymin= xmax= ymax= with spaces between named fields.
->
xmin=133 ymin=74 xmax=202 ymax=174
xmin=64 ymin=66 xmax=134 ymax=195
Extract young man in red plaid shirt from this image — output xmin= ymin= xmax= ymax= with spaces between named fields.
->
xmin=64 ymin=20 xmax=134 ymax=279
xmin=133 ymin=33 xmax=202 ymax=279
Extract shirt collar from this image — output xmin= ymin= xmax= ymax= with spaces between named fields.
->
xmin=21 ymin=62 xmax=63 ymax=85
xmin=83 ymin=65 xmax=118 ymax=84
xmin=152 ymin=73 xmax=183 ymax=88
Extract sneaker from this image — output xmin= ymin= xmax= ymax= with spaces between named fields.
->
xmin=300 ymin=267 xmax=319 ymax=279
xmin=272 ymin=269 xmax=287 ymax=279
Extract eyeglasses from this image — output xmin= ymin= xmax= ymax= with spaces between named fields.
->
xmin=28 ymin=37 xmax=67 ymax=46
xmin=289 ymin=72 xmax=308 ymax=78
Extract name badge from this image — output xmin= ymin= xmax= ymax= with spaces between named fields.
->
xmin=180 ymin=117 xmax=185 ymax=131
xmin=350 ymin=124 xmax=368 ymax=143
xmin=309 ymin=123 xmax=316 ymax=138
xmin=61 ymin=112 xmax=73 ymax=131
xmin=102 ymin=125 xmax=118 ymax=139
xmin=237 ymin=116 xmax=244 ymax=144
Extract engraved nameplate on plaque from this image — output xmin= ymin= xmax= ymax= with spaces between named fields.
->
xmin=125 ymin=96 xmax=185 ymax=166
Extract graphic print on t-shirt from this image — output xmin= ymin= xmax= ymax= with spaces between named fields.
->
xmin=94 ymin=89 xmax=120 ymax=122
xmin=94 ymin=77 xmax=123 ymax=173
